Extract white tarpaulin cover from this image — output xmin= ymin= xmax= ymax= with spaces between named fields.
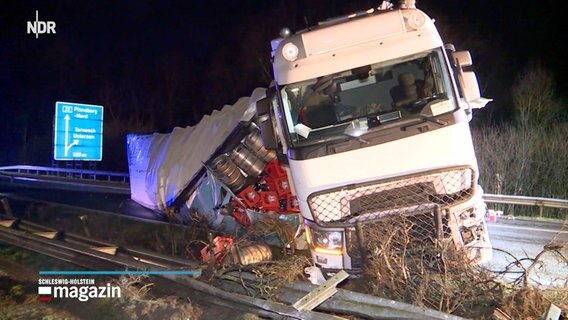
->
xmin=127 ymin=88 xmax=266 ymax=211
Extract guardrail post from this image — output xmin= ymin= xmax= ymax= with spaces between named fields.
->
xmin=1 ymin=198 xmax=13 ymax=217
xmin=79 ymin=215 xmax=91 ymax=237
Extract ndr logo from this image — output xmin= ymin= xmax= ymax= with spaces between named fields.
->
xmin=27 ymin=10 xmax=56 ymax=38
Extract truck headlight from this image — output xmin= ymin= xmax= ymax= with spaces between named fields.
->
xmin=306 ymin=227 xmax=343 ymax=255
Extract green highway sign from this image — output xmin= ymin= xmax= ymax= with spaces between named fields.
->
xmin=53 ymin=101 xmax=103 ymax=161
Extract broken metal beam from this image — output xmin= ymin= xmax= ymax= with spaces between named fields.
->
xmin=293 ymin=270 xmax=349 ymax=311
xmin=33 ymin=231 xmax=61 ymax=240
xmin=90 ymin=246 xmax=118 ymax=255
xmin=0 ymin=219 xmax=17 ymax=228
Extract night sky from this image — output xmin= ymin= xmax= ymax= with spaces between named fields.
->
xmin=1 ymin=0 xmax=565 ymax=169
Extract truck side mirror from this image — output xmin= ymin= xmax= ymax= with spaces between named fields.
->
xmin=452 ymin=50 xmax=492 ymax=109
xmin=255 ymin=97 xmax=278 ymax=150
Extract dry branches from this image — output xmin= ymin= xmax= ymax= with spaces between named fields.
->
xmin=361 ymin=215 xmax=500 ymax=318
xmin=360 ymin=215 xmax=567 ymax=319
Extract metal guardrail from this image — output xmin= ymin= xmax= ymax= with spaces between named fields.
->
xmin=483 ymin=193 xmax=568 ymax=217
xmin=0 ymin=212 xmax=460 ymax=319
xmin=0 ymin=165 xmax=129 ymax=183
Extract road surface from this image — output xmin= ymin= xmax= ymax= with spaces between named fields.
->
xmin=485 ymin=217 xmax=568 ymax=287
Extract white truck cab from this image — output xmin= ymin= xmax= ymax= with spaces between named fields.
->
xmin=256 ymin=2 xmax=492 ymax=273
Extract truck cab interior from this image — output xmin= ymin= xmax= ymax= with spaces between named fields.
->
xmin=280 ymin=49 xmax=455 ymax=143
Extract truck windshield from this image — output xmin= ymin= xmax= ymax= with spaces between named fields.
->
xmin=280 ymin=48 xmax=457 ymax=146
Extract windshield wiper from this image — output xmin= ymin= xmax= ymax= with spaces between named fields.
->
xmin=342 ymin=119 xmax=372 ymax=144
xmin=400 ymin=116 xmax=447 ymax=131
xmin=342 ymin=131 xmax=370 ymax=144
xmin=420 ymin=115 xmax=448 ymax=126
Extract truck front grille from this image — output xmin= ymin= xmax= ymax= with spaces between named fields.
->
xmin=307 ymin=166 xmax=475 ymax=225
xmin=347 ymin=209 xmax=452 ymax=269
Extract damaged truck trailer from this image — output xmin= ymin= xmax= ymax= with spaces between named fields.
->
xmin=126 ymin=88 xmax=301 ymax=237
xmin=127 ymin=1 xmax=492 ymax=274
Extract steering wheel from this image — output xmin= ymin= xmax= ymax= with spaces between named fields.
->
xmin=409 ymin=94 xmax=438 ymax=109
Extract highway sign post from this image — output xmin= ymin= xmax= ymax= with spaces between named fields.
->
xmin=53 ymin=101 xmax=104 ymax=161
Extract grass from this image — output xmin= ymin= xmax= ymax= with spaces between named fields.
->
xmin=0 ymin=245 xmax=81 ymax=272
